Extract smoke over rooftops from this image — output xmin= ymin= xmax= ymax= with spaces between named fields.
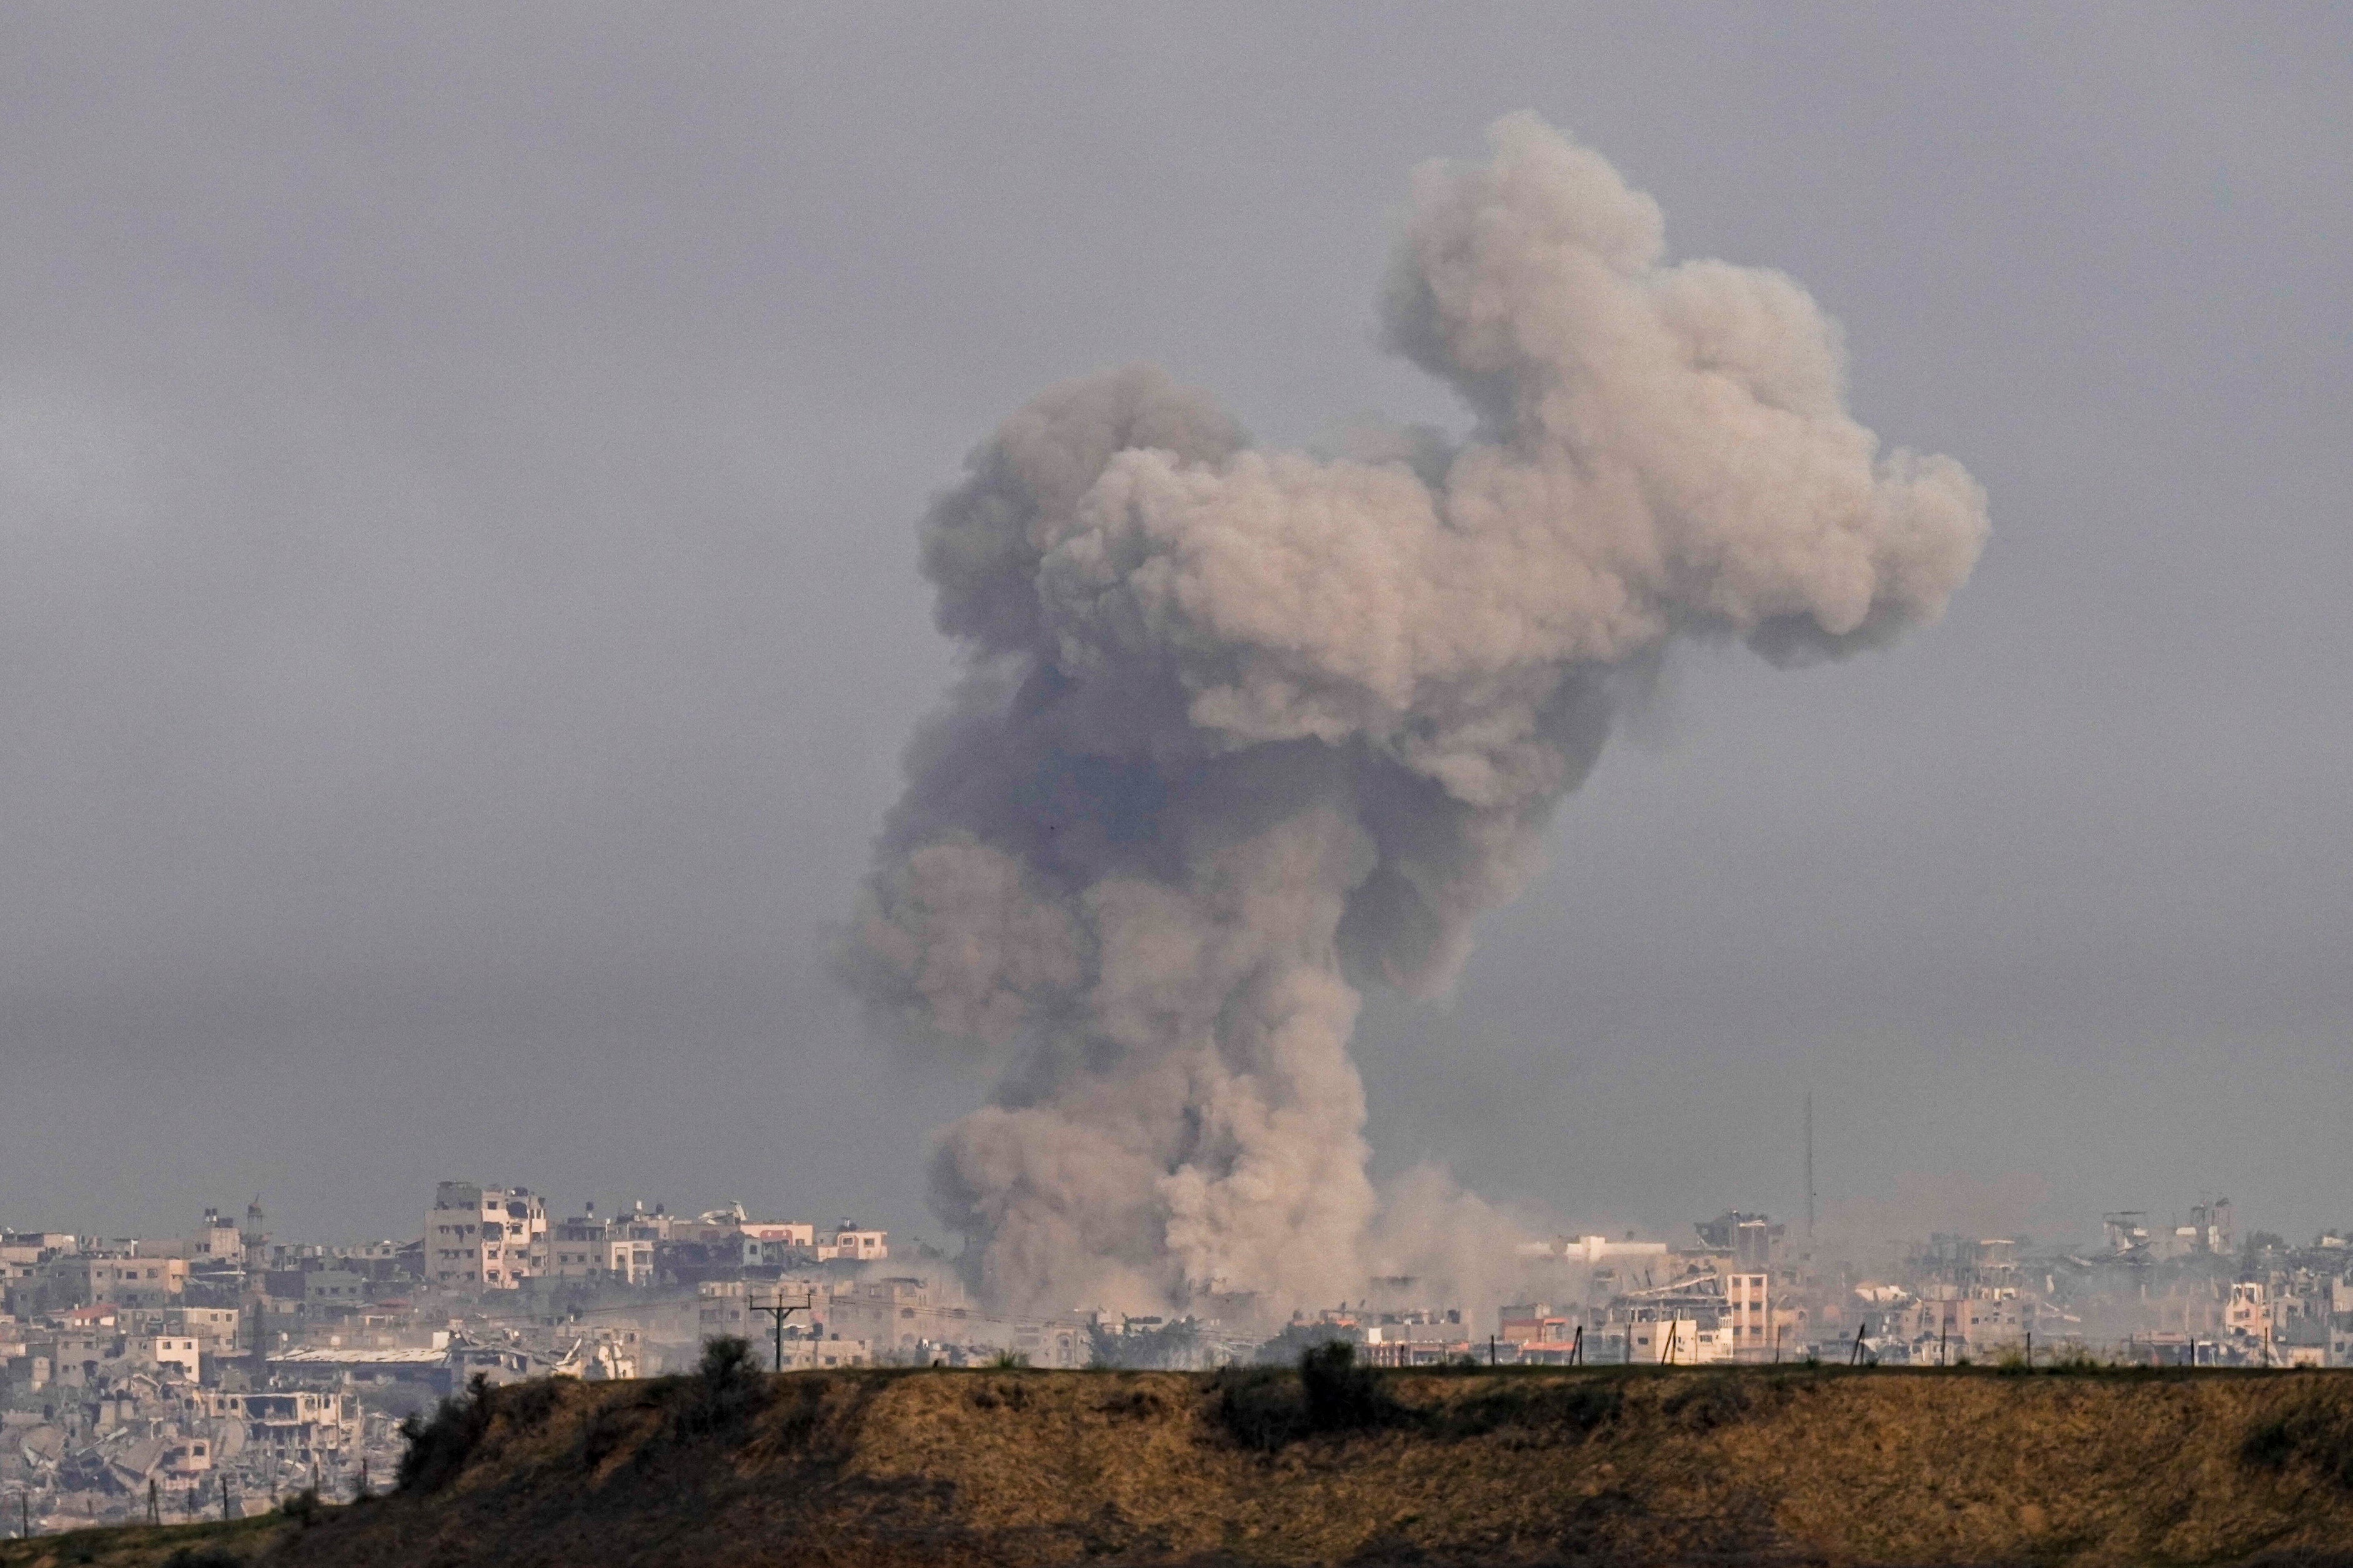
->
xmin=845 ymin=115 xmax=1987 ymax=1316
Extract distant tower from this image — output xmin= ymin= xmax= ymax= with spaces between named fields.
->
xmin=1803 ymin=1093 xmax=1817 ymax=1246
xmin=241 ymin=1194 xmax=268 ymax=1274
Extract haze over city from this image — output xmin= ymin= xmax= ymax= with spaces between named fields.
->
xmin=3 ymin=4 xmax=2349 ymax=1268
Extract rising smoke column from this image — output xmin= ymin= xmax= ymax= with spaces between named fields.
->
xmin=847 ymin=115 xmax=1988 ymax=1316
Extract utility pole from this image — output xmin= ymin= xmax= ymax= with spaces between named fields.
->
xmin=149 ymin=1479 xmax=160 ymax=1526
xmin=751 ymin=1292 xmax=813 ymax=1373
xmin=1570 ymin=1324 xmax=1583 ymax=1366
xmin=221 ymin=1476 xmax=231 ymax=1524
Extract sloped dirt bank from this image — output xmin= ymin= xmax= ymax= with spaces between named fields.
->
xmin=12 ymin=1367 xmax=2353 ymax=1567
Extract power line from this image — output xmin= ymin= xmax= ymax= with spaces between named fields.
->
xmin=751 ymin=1292 xmax=814 ymax=1372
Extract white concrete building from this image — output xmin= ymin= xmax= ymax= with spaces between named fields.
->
xmin=1518 ymin=1234 xmax=1672 ymax=1266
xmin=426 ymin=1183 xmax=548 ymax=1289
xmin=146 ymin=1335 xmax=202 ymax=1379
xmin=816 ymin=1225 xmax=888 ymax=1262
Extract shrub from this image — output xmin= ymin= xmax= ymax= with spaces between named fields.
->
xmin=500 ymin=1375 xmax=565 ymax=1429
xmin=2243 ymin=1398 xmax=2353 ymax=1491
xmin=162 ymin=1549 xmax=244 ymax=1568
xmin=1215 ymin=1342 xmax=1402 ymax=1451
xmin=1213 ymin=1366 xmax=1302 ymax=1452
xmin=1662 ymin=1374 xmax=1753 ymax=1432
xmin=398 ymin=1372 xmax=496 ymax=1495
xmin=278 ymin=1485 xmax=323 ymax=1525
xmin=1300 ymin=1341 xmax=1397 ymax=1433
xmin=1440 ymin=1378 xmax=1622 ymax=1441
xmin=671 ymin=1334 xmax=768 ymax=1439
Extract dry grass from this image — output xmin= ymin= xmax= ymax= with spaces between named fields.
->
xmin=0 ymin=1514 xmax=284 ymax=1568
xmin=15 ymin=1367 xmax=2353 ymax=1567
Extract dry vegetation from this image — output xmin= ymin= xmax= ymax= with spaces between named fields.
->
xmin=10 ymin=1366 xmax=2353 ymax=1568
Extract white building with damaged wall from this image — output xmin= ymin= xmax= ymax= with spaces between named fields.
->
xmin=426 ymin=1183 xmax=548 ymax=1289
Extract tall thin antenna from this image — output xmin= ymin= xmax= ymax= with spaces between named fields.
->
xmin=1804 ymin=1091 xmax=1817 ymax=1245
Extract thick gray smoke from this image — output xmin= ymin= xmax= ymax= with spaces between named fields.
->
xmin=848 ymin=115 xmax=1988 ymax=1316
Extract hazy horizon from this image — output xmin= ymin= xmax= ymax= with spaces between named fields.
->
xmin=2 ymin=5 xmax=2347 ymax=1266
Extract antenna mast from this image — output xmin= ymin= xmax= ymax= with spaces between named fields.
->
xmin=1804 ymin=1092 xmax=1817 ymax=1246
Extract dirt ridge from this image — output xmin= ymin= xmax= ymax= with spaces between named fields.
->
xmin=10 ymin=1366 xmax=2353 ymax=1567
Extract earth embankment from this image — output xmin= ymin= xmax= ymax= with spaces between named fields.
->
xmin=9 ymin=1366 xmax=2353 ymax=1567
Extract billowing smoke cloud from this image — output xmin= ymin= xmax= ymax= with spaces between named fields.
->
xmin=846 ymin=115 xmax=1989 ymax=1316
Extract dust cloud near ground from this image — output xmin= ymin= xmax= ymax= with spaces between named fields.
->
xmin=845 ymin=114 xmax=1989 ymax=1317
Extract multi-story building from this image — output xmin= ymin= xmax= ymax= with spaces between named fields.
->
xmin=1900 ymin=1288 xmax=2025 ymax=1359
xmin=131 ymin=1210 xmax=247 ymax=1266
xmin=1723 ymin=1269 xmax=1774 ymax=1357
xmin=203 ymin=1389 xmax=360 ymax=1462
xmin=36 ymin=1254 xmax=188 ymax=1310
xmin=548 ymin=1213 xmax=660 ymax=1284
xmin=736 ymin=1221 xmax=818 ymax=1269
xmin=1605 ymin=1316 xmax=1733 ymax=1364
xmin=816 ymin=1224 xmax=888 ymax=1263
xmin=302 ymin=1269 xmax=369 ymax=1306
xmin=118 ymin=1304 xmax=242 ymax=1354
xmin=193 ymin=1208 xmax=245 ymax=1264
xmin=819 ymin=1276 xmax=1083 ymax=1364
xmin=1518 ymin=1233 xmax=1672 ymax=1267
xmin=145 ymin=1334 xmax=203 ymax=1379
xmin=2227 ymin=1280 xmax=2274 ymax=1342
xmin=0 ymin=1233 xmax=76 ymax=1314
xmin=549 ymin=1214 xmax=605 ymax=1278
xmin=424 ymin=1184 xmax=548 ymax=1290
xmin=170 ymin=1304 xmax=242 ymax=1349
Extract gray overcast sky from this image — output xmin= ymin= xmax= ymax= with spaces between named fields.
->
xmin=1 ymin=4 xmax=2346 ymax=1252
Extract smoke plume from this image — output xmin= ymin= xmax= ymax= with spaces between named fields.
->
xmin=847 ymin=115 xmax=1988 ymax=1316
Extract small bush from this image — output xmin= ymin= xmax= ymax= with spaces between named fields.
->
xmin=1441 ymin=1378 xmax=1622 ymax=1441
xmin=1214 ymin=1366 xmax=1303 ymax=1452
xmin=2245 ymin=1417 xmax=2295 ymax=1469
xmin=671 ymin=1334 xmax=768 ymax=1439
xmin=579 ymin=1394 xmax=652 ymax=1471
xmin=1215 ymin=1343 xmax=1403 ymax=1451
xmin=1300 ymin=1341 xmax=1398 ymax=1433
xmin=279 ymin=1485 xmax=323 ymax=1525
xmin=1662 ymin=1374 xmax=1753 ymax=1432
xmin=398 ymin=1372 xmax=497 ymax=1495
xmin=163 ymin=1548 xmax=244 ymax=1568
xmin=1093 ymin=1387 xmax=1164 ymax=1419
xmin=2243 ymin=1398 xmax=2353 ymax=1491
xmin=500 ymin=1376 xmax=564 ymax=1429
